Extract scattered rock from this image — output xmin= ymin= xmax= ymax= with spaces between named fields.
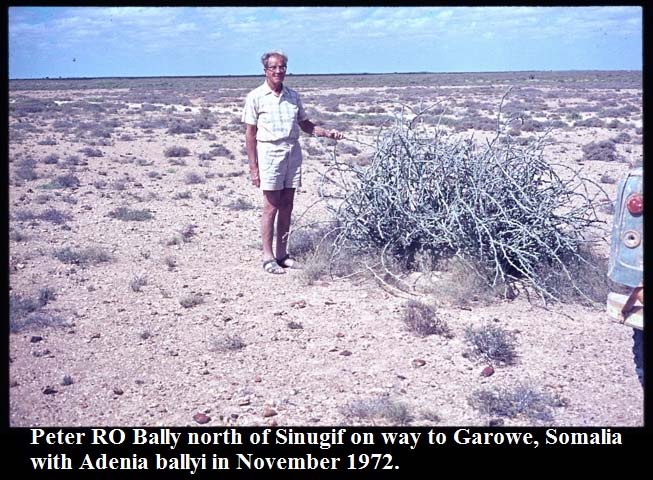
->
xmin=412 ymin=359 xmax=426 ymax=368
xmin=263 ymin=406 xmax=277 ymax=418
xmin=290 ymin=300 xmax=306 ymax=309
xmin=193 ymin=412 xmax=211 ymax=424
xmin=489 ymin=418 xmax=504 ymax=427
xmin=10 ymin=380 xmax=19 ymax=388
xmin=340 ymin=350 xmax=352 ymax=356
xmin=254 ymin=375 xmax=262 ymax=383
xmin=62 ymin=375 xmax=74 ymax=386
xmin=287 ymin=321 xmax=303 ymax=330
xmin=324 ymin=300 xmax=336 ymax=305
xmin=113 ymin=387 xmax=124 ymax=395
xmin=267 ymin=419 xmax=278 ymax=427
xmin=238 ymin=398 xmax=251 ymax=406
xmin=30 ymin=336 xmax=43 ymax=343
xmin=43 ymin=386 xmax=57 ymax=395
xmin=33 ymin=349 xmax=52 ymax=358
xmin=335 ymin=332 xmax=345 ymax=338
xmin=481 ymin=365 xmax=495 ymax=377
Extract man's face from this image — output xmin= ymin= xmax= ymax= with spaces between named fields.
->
xmin=264 ymin=55 xmax=286 ymax=89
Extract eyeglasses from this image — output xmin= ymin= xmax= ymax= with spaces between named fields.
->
xmin=266 ymin=65 xmax=287 ymax=71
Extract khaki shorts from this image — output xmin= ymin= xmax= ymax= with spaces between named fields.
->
xmin=256 ymin=139 xmax=302 ymax=191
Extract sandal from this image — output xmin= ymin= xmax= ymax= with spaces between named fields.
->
xmin=277 ymin=254 xmax=302 ymax=269
xmin=263 ymin=259 xmax=285 ymax=274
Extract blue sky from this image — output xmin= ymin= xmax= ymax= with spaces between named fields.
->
xmin=8 ymin=6 xmax=643 ymax=79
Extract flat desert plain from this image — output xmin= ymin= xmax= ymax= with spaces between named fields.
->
xmin=8 ymin=71 xmax=643 ymax=427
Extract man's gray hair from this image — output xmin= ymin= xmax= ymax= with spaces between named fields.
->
xmin=261 ymin=50 xmax=288 ymax=68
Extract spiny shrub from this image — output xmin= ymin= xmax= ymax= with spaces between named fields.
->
xmin=327 ymin=105 xmax=608 ymax=302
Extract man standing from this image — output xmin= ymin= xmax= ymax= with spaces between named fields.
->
xmin=242 ymin=50 xmax=344 ymax=274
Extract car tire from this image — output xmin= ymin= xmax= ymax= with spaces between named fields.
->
xmin=632 ymin=329 xmax=644 ymax=386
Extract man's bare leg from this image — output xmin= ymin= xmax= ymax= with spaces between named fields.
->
xmin=275 ymin=188 xmax=295 ymax=260
xmin=262 ymin=190 xmax=281 ymax=262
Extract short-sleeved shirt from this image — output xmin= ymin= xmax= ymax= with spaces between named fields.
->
xmin=242 ymin=82 xmax=308 ymax=142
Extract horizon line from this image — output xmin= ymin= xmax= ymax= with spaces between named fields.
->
xmin=9 ymin=68 xmax=642 ymax=82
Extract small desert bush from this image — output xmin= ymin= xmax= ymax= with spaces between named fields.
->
xmin=39 ymin=208 xmax=73 ymax=224
xmin=49 ymin=173 xmax=81 ymax=189
xmin=338 ymin=143 xmax=361 ymax=156
xmin=167 ymin=121 xmax=199 ymax=135
xmin=42 ymin=153 xmax=60 ymax=164
xmin=464 ymin=323 xmax=518 ymax=365
xmin=402 ymin=300 xmax=451 ymax=338
xmin=600 ymin=173 xmax=617 ymax=184
xmin=14 ymin=208 xmax=72 ymax=225
xmin=209 ymin=145 xmax=235 ymax=160
xmin=10 ymin=229 xmax=28 ymax=242
xmin=184 ymin=172 xmax=206 ymax=185
xmin=14 ymin=158 xmax=38 ymax=182
xmin=210 ymin=334 xmax=246 ymax=352
xmin=612 ymin=132 xmax=631 ymax=144
xmin=130 ymin=275 xmax=148 ymax=292
xmin=225 ymin=198 xmax=255 ymax=211
xmin=53 ymin=246 xmax=112 ymax=266
xmin=581 ymin=140 xmax=619 ymax=162
xmin=164 ymin=256 xmax=178 ymax=270
xmin=173 ymin=190 xmax=192 ymax=199
xmin=164 ymin=146 xmax=190 ymax=157
xmin=180 ymin=293 xmax=204 ymax=309
xmin=11 ymin=310 xmax=68 ymax=333
xmin=108 ymin=207 xmax=154 ymax=221
xmin=468 ymin=383 xmax=566 ymax=423
xmin=10 ymin=288 xmax=64 ymax=333
xmin=341 ymin=396 xmax=413 ymax=426
xmin=38 ymin=138 xmax=58 ymax=146
xmin=78 ymin=147 xmax=103 ymax=158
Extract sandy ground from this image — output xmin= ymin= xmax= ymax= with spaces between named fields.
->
xmin=8 ymin=73 xmax=644 ymax=427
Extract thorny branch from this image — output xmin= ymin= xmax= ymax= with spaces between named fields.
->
xmin=314 ymin=98 xmax=610 ymax=303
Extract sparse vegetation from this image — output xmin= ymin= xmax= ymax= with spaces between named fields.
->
xmin=179 ymin=293 xmax=204 ymax=309
xmin=581 ymin=139 xmax=620 ymax=162
xmin=402 ymin=300 xmax=451 ymax=338
xmin=53 ymin=246 xmax=112 ymax=266
xmin=464 ymin=323 xmax=518 ymax=365
xmin=164 ymin=146 xmax=190 ymax=157
xmin=210 ymin=334 xmax=246 ymax=352
xmin=225 ymin=198 xmax=255 ymax=211
xmin=10 ymin=288 xmax=65 ymax=333
xmin=468 ymin=383 xmax=566 ymax=423
xmin=108 ymin=207 xmax=154 ymax=221
xmin=341 ymin=396 xmax=413 ymax=426
xmin=130 ymin=275 xmax=148 ymax=292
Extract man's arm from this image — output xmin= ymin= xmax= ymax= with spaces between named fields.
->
xmin=245 ymin=124 xmax=259 ymax=187
xmin=298 ymin=119 xmax=344 ymax=140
